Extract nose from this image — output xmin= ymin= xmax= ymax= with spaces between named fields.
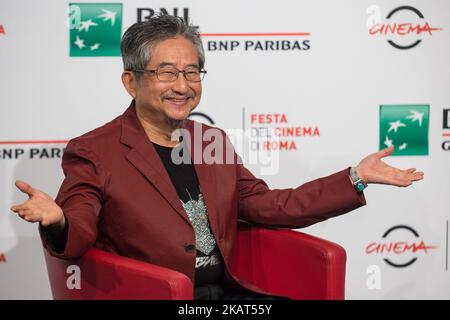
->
xmin=171 ymin=73 xmax=189 ymax=95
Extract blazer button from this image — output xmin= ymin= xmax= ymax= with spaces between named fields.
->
xmin=184 ymin=244 xmax=195 ymax=253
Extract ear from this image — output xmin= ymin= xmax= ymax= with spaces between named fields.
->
xmin=121 ymin=71 xmax=137 ymax=98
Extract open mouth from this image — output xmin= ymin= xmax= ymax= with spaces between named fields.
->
xmin=165 ymin=97 xmax=192 ymax=106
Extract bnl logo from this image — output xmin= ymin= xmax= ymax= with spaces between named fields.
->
xmin=137 ymin=7 xmax=198 ymax=28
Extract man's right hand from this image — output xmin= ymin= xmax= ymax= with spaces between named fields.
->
xmin=11 ymin=180 xmax=65 ymax=229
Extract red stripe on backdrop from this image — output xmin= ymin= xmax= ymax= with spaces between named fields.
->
xmin=0 ymin=140 xmax=69 ymax=144
xmin=200 ymin=32 xmax=311 ymax=37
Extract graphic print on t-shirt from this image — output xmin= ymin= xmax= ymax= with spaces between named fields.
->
xmin=182 ymin=192 xmax=216 ymax=255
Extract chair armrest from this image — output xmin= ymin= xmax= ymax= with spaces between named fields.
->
xmin=44 ymin=248 xmax=193 ymax=300
xmin=232 ymin=227 xmax=346 ymax=300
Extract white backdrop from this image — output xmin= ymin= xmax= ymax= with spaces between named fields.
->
xmin=1 ymin=0 xmax=449 ymax=299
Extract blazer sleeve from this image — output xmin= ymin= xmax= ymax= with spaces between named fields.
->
xmin=236 ymin=161 xmax=367 ymax=228
xmin=40 ymin=138 xmax=108 ymax=259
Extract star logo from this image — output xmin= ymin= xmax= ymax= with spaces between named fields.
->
xmin=379 ymin=105 xmax=429 ymax=156
xmin=90 ymin=43 xmax=100 ymax=51
xmin=74 ymin=35 xmax=85 ymax=49
xmin=78 ymin=19 xmax=98 ymax=32
xmin=398 ymin=143 xmax=408 ymax=150
xmin=69 ymin=3 xmax=122 ymax=57
xmin=388 ymin=120 xmax=406 ymax=133
xmin=384 ymin=136 xmax=394 ymax=148
xmin=406 ymin=110 xmax=425 ymax=126
xmin=98 ymin=9 xmax=117 ymax=26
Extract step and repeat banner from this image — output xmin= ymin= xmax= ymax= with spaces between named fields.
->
xmin=1 ymin=0 xmax=449 ymax=299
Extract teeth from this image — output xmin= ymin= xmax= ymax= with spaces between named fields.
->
xmin=168 ymin=98 xmax=187 ymax=104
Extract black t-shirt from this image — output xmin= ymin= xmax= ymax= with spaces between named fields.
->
xmin=153 ymin=142 xmax=224 ymax=287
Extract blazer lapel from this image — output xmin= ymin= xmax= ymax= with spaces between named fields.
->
xmin=119 ymin=105 xmax=220 ymax=235
xmin=120 ymin=105 xmax=190 ymax=225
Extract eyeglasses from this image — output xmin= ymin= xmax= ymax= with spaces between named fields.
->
xmin=132 ymin=65 xmax=207 ymax=82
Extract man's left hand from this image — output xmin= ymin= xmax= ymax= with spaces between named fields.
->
xmin=355 ymin=146 xmax=424 ymax=187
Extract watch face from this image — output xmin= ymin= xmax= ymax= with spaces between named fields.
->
xmin=356 ymin=182 xmax=365 ymax=191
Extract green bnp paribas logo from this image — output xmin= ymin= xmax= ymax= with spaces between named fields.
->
xmin=68 ymin=3 xmax=122 ymax=57
xmin=379 ymin=105 xmax=430 ymax=156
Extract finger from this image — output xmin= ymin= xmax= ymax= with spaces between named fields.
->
xmin=15 ymin=208 xmax=28 ymax=217
xmin=15 ymin=180 xmax=36 ymax=197
xmin=395 ymin=175 xmax=413 ymax=187
xmin=22 ymin=214 xmax=40 ymax=223
xmin=401 ymin=169 xmax=424 ymax=182
xmin=16 ymin=209 xmax=41 ymax=223
xmin=383 ymin=169 xmax=413 ymax=187
xmin=376 ymin=145 xmax=394 ymax=159
xmin=10 ymin=202 xmax=29 ymax=212
xmin=18 ymin=209 xmax=33 ymax=220
xmin=398 ymin=171 xmax=424 ymax=186
xmin=10 ymin=198 xmax=33 ymax=212
xmin=412 ymin=171 xmax=424 ymax=181
xmin=17 ymin=210 xmax=25 ymax=218
xmin=403 ymin=170 xmax=424 ymax=179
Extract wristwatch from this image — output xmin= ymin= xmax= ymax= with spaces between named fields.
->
xmin=349 ymin=167 xmax=368 ymax=192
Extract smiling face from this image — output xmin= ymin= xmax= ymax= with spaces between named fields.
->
xmin=123 ymin=36 xmax=202 ymax=130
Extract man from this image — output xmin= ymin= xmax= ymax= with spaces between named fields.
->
xmin=11 ymin=15 xmax=423 ymax=299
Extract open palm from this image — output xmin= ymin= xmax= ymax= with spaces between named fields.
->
xmin=355 ymin=146 xmax=424 ymax=187
xmin=10 ymin=180 xmax=65 ymax=227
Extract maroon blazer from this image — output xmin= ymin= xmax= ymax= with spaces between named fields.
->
xmin=42 ymin=103 xmax=366 ymax=294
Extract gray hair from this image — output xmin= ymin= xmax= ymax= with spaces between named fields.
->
xmin=121 ymin=14 xmax=205 ymax=77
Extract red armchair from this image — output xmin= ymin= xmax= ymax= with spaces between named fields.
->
xmin=43 ymin=226 xmax=346 ymax=300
